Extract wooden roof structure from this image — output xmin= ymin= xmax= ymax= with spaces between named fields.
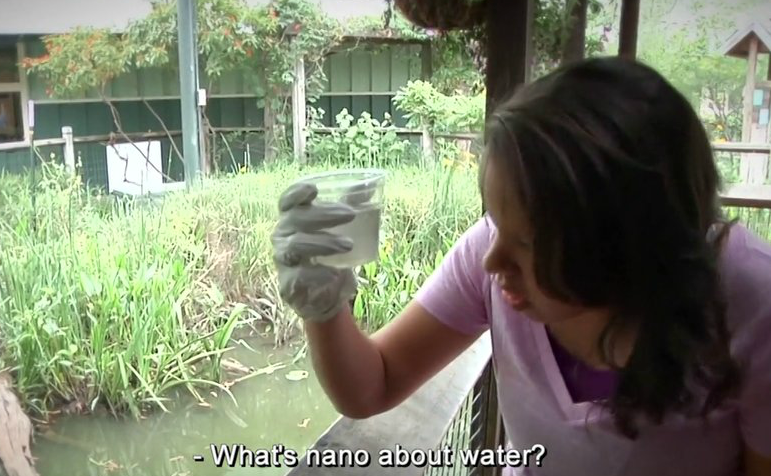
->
xmin=721 ymin=21 xmax=771 ymax=58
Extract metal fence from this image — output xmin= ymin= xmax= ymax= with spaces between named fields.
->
xmin=423 ymin=360 xmax=503 ymax=476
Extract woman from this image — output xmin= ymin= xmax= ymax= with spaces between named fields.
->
xmin=271 ymin=56 xmax=771 ymax=475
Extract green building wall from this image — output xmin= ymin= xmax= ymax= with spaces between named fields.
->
xmin=0 ymin=38 xmax=425 ymax=188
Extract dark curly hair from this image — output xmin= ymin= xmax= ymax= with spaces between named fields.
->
xmin=481 ymin=56 xmax=742 ymax=438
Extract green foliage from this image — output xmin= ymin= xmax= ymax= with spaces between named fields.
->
xmin=346 ymin=10 xmax=430 ymax=41
xmin=531 ymin=0 xmax=607 ymax=76
xmin=125 ymin=1 xmax=178 ymax=69
xmin=353 ymin=166 xmax=480 ymax=330
xmin=261 ymin=0 xmax=342 ymax=102
xmin=428 ymin=0 xmax=611 ymax=93
xmin=305 ymin=108 xmax=418 ymax=168
xmin=23 ymin=0 xmax=341 ymax=104
xmin=21 ymin=29 xmax=130 ymax=98
xmin=0 ymin=162 xmax=245 ymax=417
xmin=637 ymin=3 xmax=749 ymax=142
xmin=0 ymin=159 xmax=481 ymax=417
xmin=430 ymin=31 xmax=485 ymax=95
xmin=393 ymin=80 xmax=484 ymax=132
xmin=23 ymin=0 xmax=342 ymax=161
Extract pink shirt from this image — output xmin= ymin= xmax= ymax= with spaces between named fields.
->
xmin=415 ymin=217 xmax=771 ymax=475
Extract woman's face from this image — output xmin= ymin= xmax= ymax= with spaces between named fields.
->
xmin=481 ymin=157 xmax=587 ymax=325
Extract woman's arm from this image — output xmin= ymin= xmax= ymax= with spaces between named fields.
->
xmin=305 ymin=300 xmax=483 ymax=419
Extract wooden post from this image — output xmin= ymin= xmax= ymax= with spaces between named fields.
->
xmin=475 ymin=0 xmax=535 ymax=466
xmin=742 ymin=37 xmax=759 ymax=143
xmin=740 ymin=36 xmax=767 ymax=185
xmin=264 ymin=98 xmax=277 ymax=164
xmin=561 ymin=0 xmax=589 ymax=64
xmin=421 ymin=41 xmax=433 ymax=80
xmin=420 ymin=123 xmax=434 ymax=166
xmin=292 ymin=56 xmax=307 ymax=163
xmin=618 ymin=0 xmax=640 ymax=59
xmin=197 ymin=88 xmax=210 ymax=176
xmin=61 ymin=126 xmax=75 ymax=174
xmin=483 ymin=0 xmax=535 ymax=121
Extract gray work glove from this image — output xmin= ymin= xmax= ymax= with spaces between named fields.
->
xmin=271 ymin=181 xmax=374 ymax=323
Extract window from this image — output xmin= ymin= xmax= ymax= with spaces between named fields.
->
xmin=0 ymin=43 xmax=27 ymax=145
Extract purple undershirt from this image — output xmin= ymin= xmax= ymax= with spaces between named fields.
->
xmin=546 ymin=329 xmax=619 ymax=403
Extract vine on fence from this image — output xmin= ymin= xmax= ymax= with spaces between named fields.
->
xmin=305 ymin=108 xmax=417 ymax=169
xmin=22 ymin=0 xmax=342 ymax=167
xmin=24 ymin=0 xmax=340 ymax=101
xmin=393 ymin=80 xmax=484 ymax=133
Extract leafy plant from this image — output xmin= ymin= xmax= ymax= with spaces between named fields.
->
xmin=305 ymin=108 xmax=418 ymax=168
xmin=393 ymin=80 xmax=485 ymax=133
xmin=21 ymin=29 xmax=130 ymax=98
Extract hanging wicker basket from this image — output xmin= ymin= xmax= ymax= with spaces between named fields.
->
xmin=394 ymin=0 xmax=488 ymax=31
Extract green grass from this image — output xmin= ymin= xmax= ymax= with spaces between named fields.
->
xmin=724 ymin=206 xmax=771 ymax=242
xmin=0 ymin=158 xmax=768 ymax=421
xmin=0 ymin=160 xmax=481 ymax=419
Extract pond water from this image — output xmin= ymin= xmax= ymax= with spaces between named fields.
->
xmin=31 ymin=337 xmax=339 ymax=476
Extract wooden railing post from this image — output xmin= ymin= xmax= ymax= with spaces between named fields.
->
xmin=468 ymin=359 xmax=505 ymax=476
xmin=292 ymin=55 xmax=307 ymax=163
xmin=618 ymin=0 xmax=641 ymax=59
xmin=61 ymin=126 xmax=75 ymax=175
xmin=285 ymin=334 xmax=492 ymax=476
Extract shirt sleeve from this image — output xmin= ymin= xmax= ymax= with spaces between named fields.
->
xmin=414 ymin=216 xmax=492 ymax=336
xmin=724 ymin=227 xmax=771 ymax=457
xmin=736 ymin=300 xmax=771 ymax=457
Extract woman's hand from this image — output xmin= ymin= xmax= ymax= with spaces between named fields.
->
xmin=271 ymin=181 xmax=358 ymax=322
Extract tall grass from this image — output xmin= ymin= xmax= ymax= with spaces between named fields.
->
xmin=354 ymin=164 xmax=481 ymax=329
xmin=1 ymin=156 xmax=768 ymax=420
xmin=0 ymin=160 xmax=480 ymax=418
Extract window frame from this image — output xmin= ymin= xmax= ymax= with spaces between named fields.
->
xmin=0 ymin=41 xmax=31 ymax=151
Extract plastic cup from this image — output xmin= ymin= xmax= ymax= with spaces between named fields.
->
xmin=295 ymin=168 xmax=387 ymax=268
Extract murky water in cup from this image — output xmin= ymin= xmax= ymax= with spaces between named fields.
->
xmin=294 ymin=168 xmax=386 ymax=268
xmin=314 ymin=204 xmax=382 ymax=268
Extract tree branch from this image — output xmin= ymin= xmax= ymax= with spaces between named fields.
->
xmin=103 ymin=97 xmax=175 ymax=184
xmin=142 ymin=99 xmax=185 ymax=166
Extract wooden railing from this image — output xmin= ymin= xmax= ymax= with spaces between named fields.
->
xmin=284 ymin=334 xmax=494 ymax=476
xmin=712 ymin=142 xmax=771 ymax=209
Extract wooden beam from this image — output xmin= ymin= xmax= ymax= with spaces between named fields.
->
xmin=618 ymin=0 xmax=640 ymax=59
xmin=264 ymin=100 xmax=277 ymax=163
xmin=477 ymin=0 xmax=533 ymax=452
xmin=720 ymin=184 xmax=771 ymax=209
xmin=337 ymin=35 xmax=430 ymax=46
xmin=421 ymin=42 xmax=433 ymax=81
xmin=561 ymin=0 xmax=589 ymax=64
xmin=711 ymin=141 xmax=771 ymax=153
xmin=484 ymin=0 xmax=535 ymax=120
xmin=292 ymin=55 xmax=307 ymax=163
xmin=285 ymin=334 xmax=493 ymax=476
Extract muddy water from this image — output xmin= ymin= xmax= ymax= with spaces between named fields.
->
xmin=31 ymin=338 xmax=339 ymax=476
